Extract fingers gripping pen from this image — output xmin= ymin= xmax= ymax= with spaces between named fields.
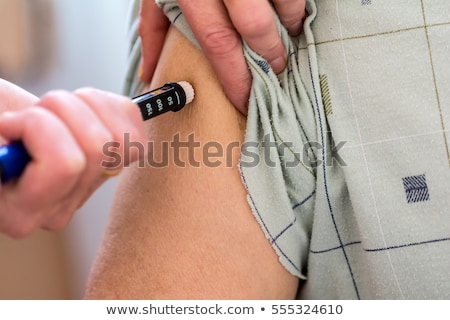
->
xmin=0 ymin=81 xmax=194 ymax=183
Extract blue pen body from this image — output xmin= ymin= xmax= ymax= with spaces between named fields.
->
xmin=0 ymin=141 xmax=32 ymax=183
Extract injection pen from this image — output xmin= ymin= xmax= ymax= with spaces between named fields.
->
xmin=0 ymin=81 xmax=194 ymax=183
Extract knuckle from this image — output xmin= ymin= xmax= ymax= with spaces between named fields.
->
xmin=237 ymin=14 xmax=273 ymax=38
xmin=264 ymin=38 xmax=285 ymax=57
xmin=137 ymin=14 xmax=151 ymax=38
xmin=54 ymin=150 xmax=86 ymax=179
xmin=281 ymin=14 xmax=302 ymax=27
xmin=273 ymin=0 xmax=306 ymax=25
xmin=24 ymin=107 xmax=56 ymax=130
xmin=73 ymin=87 xmax=97 ymax=100
xmin=224 ymin=0 xmax=274 ymax=35
xmin=38 ymin=90 xmax=70 ymax=110
xmin=201 ymin=27 xmax=240 ymax=56
xmin=27 ymin=106 xmax=52 ymax=121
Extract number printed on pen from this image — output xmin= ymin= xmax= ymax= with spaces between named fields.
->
xmin=156 ymin=99 xmax=163 ymax=111
xmin=146 ymin=103 xmax=153 ymax=116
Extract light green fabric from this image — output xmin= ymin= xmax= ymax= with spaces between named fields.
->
xmin=125 ymin=0 xmax=450 ymax=299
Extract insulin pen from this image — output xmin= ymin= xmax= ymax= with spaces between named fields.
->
xmin=0 ymin=81 xmax=194 ymax=183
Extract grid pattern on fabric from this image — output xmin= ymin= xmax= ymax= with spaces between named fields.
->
xmin=298 ymin=0 xmax=450 ymax=299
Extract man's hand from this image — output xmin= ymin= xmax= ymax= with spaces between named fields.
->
xmin=138 ymin=0 xmax=306 ymax=114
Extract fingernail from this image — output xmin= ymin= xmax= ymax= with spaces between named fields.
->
xmin=270 ymin=56 xmax=288 ymax=74
xmin=138 ymin=63 xmax=144 ymax=79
